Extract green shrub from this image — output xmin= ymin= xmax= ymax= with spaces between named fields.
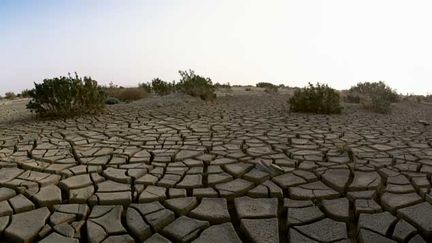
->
xmin=256 ymin=82 xmax=273 ymax=88
xmin=105 ymin=97 xmax=121 ymax=105
xmin=344 ymin=94 xmax=361 ymax=103
xmin=105 ymin=87 xmax=146 ymax=102
xmin=215 ymin=82 xmax=231 ymax=89
xmin=348 ymin=81 xmax=398 ymax=113
xmin=256 ymin=82 xmax=278 ymax=93
xmin=20 ymin=89 xmax=32 ymax=98
xmin=4 ymin=92 xmax=16 ymax=100
xmin=289 ymin=83 xmax=342 ymax=114
xmin=138 ymin=82 xmax=152 ymax=93
xmin=264 ymin=86 xmax=278 ymax=93
xmin=26 ymin=73 xmax=106 ymax=117
xmin=151 ymin=78 xmax=173 ymax=96
xmin=177 ymin=70 xmax=216 ymax=101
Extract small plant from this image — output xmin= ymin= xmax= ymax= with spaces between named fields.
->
xmin=151 ymin=78 xmax=173 ymax=96
xmin=215 ymin=82 xmax=232 ymax=89
xmin=105 ymin=97 xmax=121 ymax=105
xmin=177 ymin=70 xmax=216 ymax=101
xmin=26 ymin=73 xmax=106 ymax=117
xmin=256 ymin=82 xmax=274 ymax=88
xmin=256 ymin=82 xmax=278 ymax=93
xmin=289 ymin=83 xmax=342 ymax=114
xmin=343 ymin=94 xmax=361 ymax=103
xmin=348 ymin=81 xmax=398 ymax=113
xmin=264 ymin=86 xmax=278 ymax=93
xmin=105 ymin=87 xmax=146 ymax=102
xmin=20 ymin=89 xmax=32 ymax=98
xmin=4 ymin=92 xmax=16 ymax=100
xmin=138 ymin=82 xmax=152 ymax=93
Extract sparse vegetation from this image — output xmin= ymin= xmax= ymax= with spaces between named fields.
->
xmin=289 ymin=83 xmax=342 ymax=114
xmin=138 ymin=82 xmax=152 ymax=93
xmin=256 ymin=82 xmax=274 ymax=88
xmin=348 ymin=81 xmax=398 ymax=113
xmin=19 ymin=89 xmax=32 ymax=98
xmin=264 ymin=86 xmax=278 ymax=93
xmin=105 ymin=97 xmax=121 ymax=105
xmin=177 ymin=70 xmax=216 ymax=101
xmin=256 ymin=82 xmax=278 ymax=93
xmin=4 ymin=92 xmax=16 ymax=100
xmin=404 ymin=94 xmax=432 ymax=103
xmin=215 ymin=82 xmax=231 ymax=89
xmin=26 ymin=73 xmax=106 ymax=117
xmin=105 ymin=87 xmax=146 ymax=102
xmin=151 ymin=78 xmax=174 ymax=96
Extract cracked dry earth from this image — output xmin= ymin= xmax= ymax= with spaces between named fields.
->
xmin=0 ymin=95 xmax=432 ymax=243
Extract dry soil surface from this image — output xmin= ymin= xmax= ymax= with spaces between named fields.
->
xmin=0 ymin=92 xmax=431 ymax=242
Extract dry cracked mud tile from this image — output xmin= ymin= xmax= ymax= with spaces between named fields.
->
xmin=357 ymin=228 xmax=397 ymax=243
xmin=192 ymin=222 xmax=241 ymax=243
xmin=397 ymin=202 xmax=432 ymax=240
xmin=392 ymin=219 xmax=418 ymax=242
xmin=321 ymin=168 xmax=350 ymax=192
xmin=164 ymin=197 xmax=198 ymax=215
xmin=289 ymin=181 xmax=340 ymax=200
xmin=357 ymin=211 xmax=397 ymax=236
xmin=214 ymin=178 xmax=254 ymax=198
xmin=189 ymin=197 xmax=230 ymax=223
xmin=86 ymin=205 xmax=128 ymax=243
xmin=293 ymin=218 xmax=348 ymax=242
xmin=348 ymin=171 xmax=382 ymax=191
xmin=161 ymin=216 xmax=209 ymax=242
xmin=4 ymin=207 xmax=51 ymax=242
xmin=380 ymin=192 xmax=422 ymax=213
xmin=321 ymin=198 xmax=349 ymax=222
xmin=234 ymin=196 xmax=278 ymax=219
xmin=286 ymin=204 xmax=324 ymax=227
xmin=240 ymin=218 xmax=279 ymax=243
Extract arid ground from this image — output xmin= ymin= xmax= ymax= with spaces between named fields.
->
xmin=0 ymin=89 xmax=432 ymax=242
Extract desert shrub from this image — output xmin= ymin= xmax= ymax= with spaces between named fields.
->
xmin=138 ymin=82 xmax=152 ymax=93
xmin=215 ymin=82 xmax=231 ymax=89
xmin=344 ymin=94 xmax=361 ymax=103
xmin=177 ymin=70 xmax=216 ymax=101
xmin=256 ymin=82 xmax=273 ymax=88
xmin=424 ymin=95 xmax=432 ymax=103
xmin=105 ymin=97 xmax=120 ymax=105
xmin=245 ymin=87 xmax=252 ymax=91
xmin=264 ymin=85 xmax=278 ymax=93
xmin=256 ymin=82 xmax=278 ymax=93
xmin=26 ymin=73 xmax=106 ymax=117
xmin=20 ymin=89 xmax=32 ymax=98
xmin=4 ymin=92 xmax=16 ymax=100
xmin=151 ymin=78 xmax=173 ymax=96
xmin=289 ymin=83 xmax=342 ymax=114
xmin=348 ymin=81 xmax=398 ymax=113
xmin=105 ymin=87 xmax=146 ymax=102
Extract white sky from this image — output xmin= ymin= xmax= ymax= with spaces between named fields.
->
xmin=1 ymin=0 xmax=431 ymax=95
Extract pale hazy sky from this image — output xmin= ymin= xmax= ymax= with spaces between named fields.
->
xmin=1 ymin=0 xmax=431 ymax=95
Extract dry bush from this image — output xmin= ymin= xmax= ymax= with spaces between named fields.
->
xmin=289 ymin=83 xmax=342 ymax=114
xmin=5 ymin=92 xmax=16 ymax=100
xmin=177 ymin=70 xmax=216 ymax=101
xmin=348 ymin=81 xmax=398 ymax=113
xmin=105 ymin=87 xmax=146 ymax=102
xmin=27 ymin=73 xmax=106 ymax=118
xmin=151 ymin=78 xmax=174 ymax=96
